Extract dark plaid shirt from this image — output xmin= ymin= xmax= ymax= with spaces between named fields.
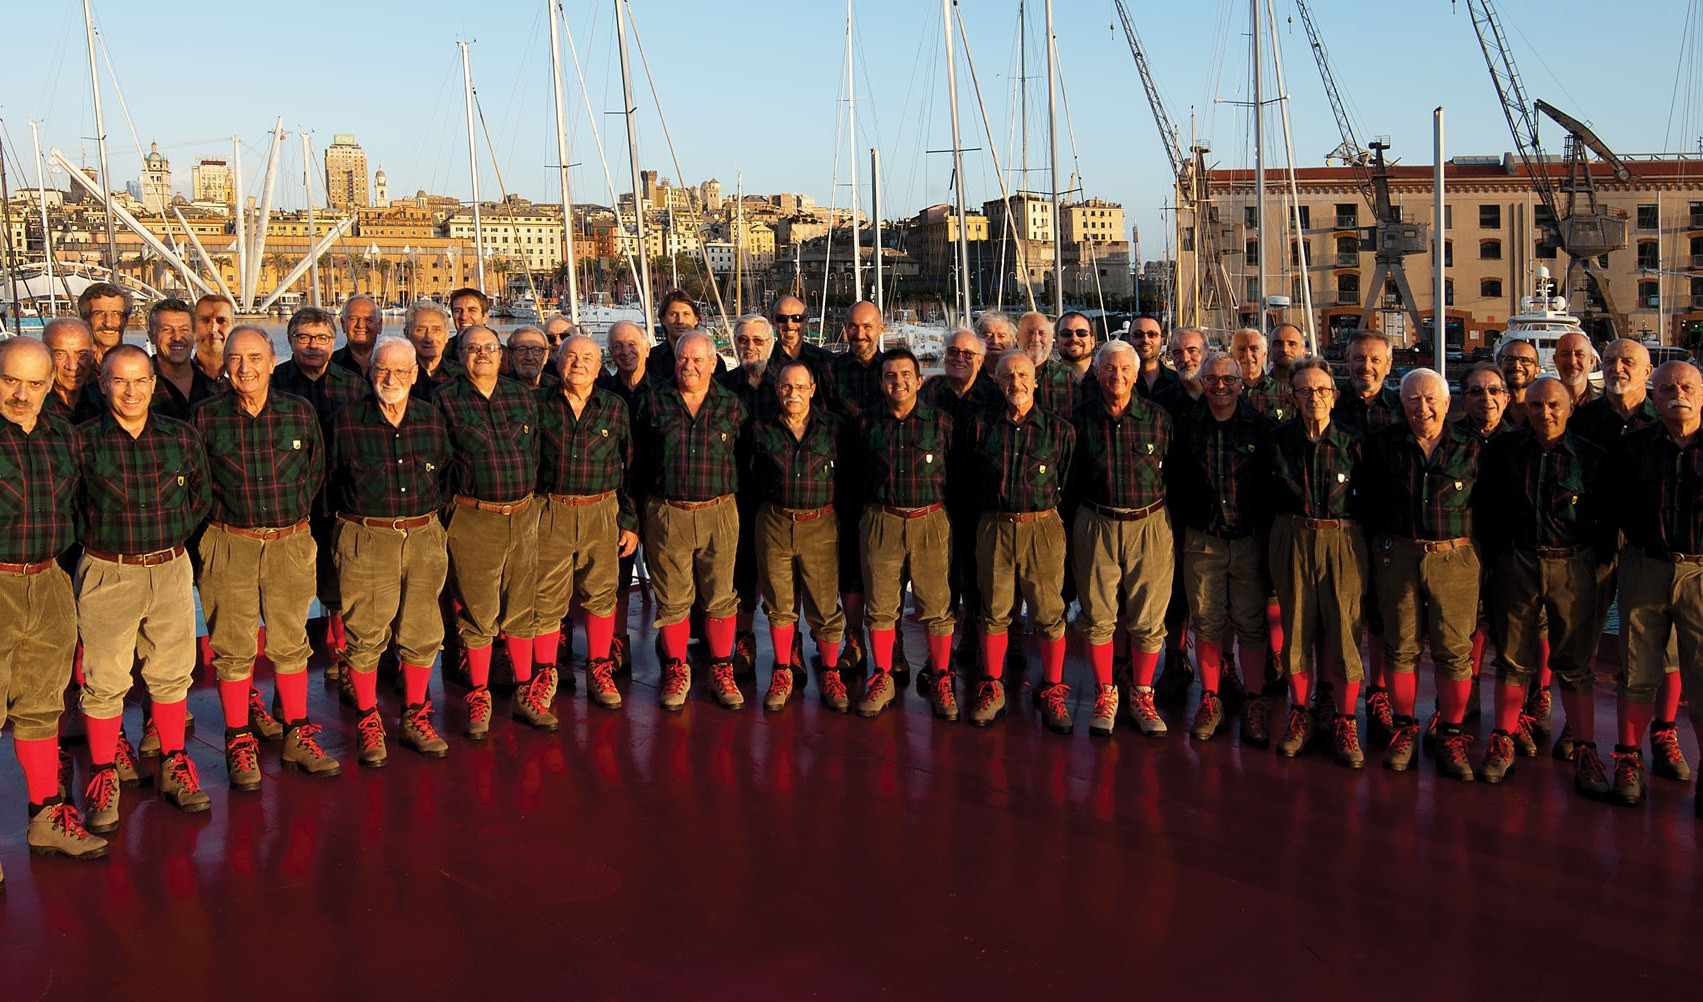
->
xmin=151 ymin=361 xmax=220 ymax=421
xmin=1366 ymin=422 xmax=1481 ymax=541
xmin=750 ymin=410 xmax=843 ymax=511
xmin=1570 ymin=394 xmax=1660 ymax=453
xmin=536 ymin=385 xmax=637 ymax=533
xmin=824 ymin=351 xmax=885 ymax=421
xmin=435 ymin=375 xmax=540 ymax=504
xmin=920 ymin=373 xmax=1000 ymax=511
xmin=1243 ymin=373 xmax=1294 ymax=423
xmin=631 ymin=380 xmax=746 ymax=502
xmin=331 ymin=344 xmax=372 ymax=378
xmin=42 ymin=384 xmax=105 ymax=424
xmin=75 ymin=412 xmax=210 ymax=554
xmin=772 ymin=340 xmax=835 ymax=384
xmin=1135 ymin=364 xmax=1181 ymax=401
xmin=644 ymin=337 xmax=729 ymax=386
xmin=1333 ymin=386 xmax=1403 ymax=438
xmin=1070 ymin=393 xmax=1172 ymax=510
xmin=0 ymin=414 xmax=79 ymax=563
xmin=1265 ymin=420 xmax=1364 ymax=522
xmin=409 ymin=357 xmax=463 ymax=401
xmin=1168 ymin=401 xmax=1275 ymax=536
xmin=854 ymin=401 xmax=954 ymax=509
xmin=1608 ymin=423 xmax=1703 ymax=555
xmin=272 ymin=358 xmax=367 ymax=429
xmin=192 ymin=391 xmax=324 ymax=528
xmin=716 ymin=364 xmax=781 ymax=426
xmin=1035 ymin=359 xmax=1079 ymax=418
xmin=327 ymin=395 xmax=453 ymax=519
xmin=966 ymin=405 xmax=1075 ymax=513
xmin=1479 ymin=430 xmax=1604 ymax=553
xmin=1454 ymin=415 xmax=1513 ymax=444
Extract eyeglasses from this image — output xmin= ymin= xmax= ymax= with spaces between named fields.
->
xmin=373 ymin=367 xmax=414 ymax=381
xmin=1502 ymin=357 xmax=1538 ymax=367
xmin=511 ymin=346 xmax=550 ymax=357
xmin=772 ymin=313 xmax=806 ymax=323
xmin=945 ymin=347 xmax=983 ymax=359
xmin=1465 ymin=386 xmax=1508 ymax=397
xmin=1291 ymin=386 xmax=1335 ymax=398
xmin=1060 ymin=328 xmax=1093 ymax=337
xmin=464 ymin=344 xmax=503 ymax=356
xmin=1201 ymin=375 xmax=1241 ymax=386
xmin=292 ymin=333 xmax=335 ymax=346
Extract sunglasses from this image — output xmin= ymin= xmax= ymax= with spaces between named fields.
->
xmin=772 ymin=313 xmax=806 ymax=323
xmin=1061 ymin=328 xmax=1093 ymax=337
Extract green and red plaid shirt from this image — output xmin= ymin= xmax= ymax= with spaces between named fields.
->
xmin=750 ymin=410 xmax=844 ymax=511
xmin=1366 ymin=422 xmax=1481 ymax=541
xmin=1608 ymin=423 xmax=1703 ymax=555
xmin=150 ymin=360 xmax=221 ymax=421
xmin=272 ymin=358 xmax=367 ymax=429
xmin=75 ymin=412 xmax=210 ymax=554
xmin=0 ymin=413 xmax=79 ymax=563
xmin=854 ymin=401 xmax=954 ymax=509
xmin=327 ymin=395 xmax=453 ymax=519
xmin=1479 ymin=429 xmax=1604 ymax=552
xmin=1265 ymin=420 xmax=1364 ymax=521
xmin=966 ymin=404 xmax=1075 ymax=513
xmin=1070 ymin=393 xmax=1172 ymax=510
xmin=631 ymin=380 xmax=746 ymax=502
xmin=193 ymin=390 xmax=324 ymax=528
xmin=919 ymin=374 xmax=999 ymax=511
xmin=409 ymin=358 xmax=463 ymax=401
xmin=434 ymin=375 xmax=539 ymax=503
xmin=824 ymin=351 xmax=885 ymax=420
xmin=716 ymin=364 xmax=781 ymax=426
xmin=42 ymin=385 xmax=104 ymax=424
xmin=1332 ymin=386 xmax=1403 ymax=438
xmin=1035 ymin=359 xmax=1079 ymax=418
xmin=1570 ymin=394 xmax=1660 ymax=453
xmin=1243 ymin=372 xmax=1294 ymax=423
xmin=1168 ymin=401 xmax=1275 ymax=536
xmin=536 ymin=385 xmax=637 ymax=533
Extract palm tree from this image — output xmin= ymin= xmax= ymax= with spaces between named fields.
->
xmin=265 ymin=252 xmax=293 ymax=294
xmin=489 ymin=255 xmax=512 ymax=299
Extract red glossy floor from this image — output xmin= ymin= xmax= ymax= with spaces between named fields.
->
xmin=2 ymin=601 xmax=1700 ymax=1000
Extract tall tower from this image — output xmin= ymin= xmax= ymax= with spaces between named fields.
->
xmin=373 ymin=167 xmax=389 ymax=207
xmin=191 ymin=158 xmax=234 ymax=206
xmin=139 ymin=142 xmax=171 ymax=213
xmin=324 ymin=134 xmax=370 ymax=209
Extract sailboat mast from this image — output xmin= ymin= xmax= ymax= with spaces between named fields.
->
xmin=29 ymin=123 xmax=55 ymax=319
xmin=615 ymin=0 xmax=655 ymax=336
xmin=1252 ymin=0 xmax=1268 ymax=328
xmin=1 ymin=136 xmax=20 ymax=333
xmin=1044 ymin=0 xmax=1063 ymax=317
xmin=459 ymin=40 xmax=487 ymax=293
xmin=83 ymin=0 xmax=119 ymax=280
xmin=846 ymin=0 xmax=862 ymax=304
xmin=942 ymin=0 xmax=972 ymax=319
xmin=871 ymin=147 xmax=883 ymax=314
xmin=547 ymin=0 xmax=581 ymax=324
xmin=735 ymin=173 xmax=744 ymax=317
xmin=232 ymin=138 xmax=248 ymax=306
xmin=302 ymin=132 xmax=319 ymax=307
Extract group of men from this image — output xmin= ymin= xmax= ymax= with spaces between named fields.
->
xmin=3 ymin=279 xmax=1702 ymax=887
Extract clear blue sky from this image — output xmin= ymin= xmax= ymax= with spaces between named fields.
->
xmin=4 ymin=0 xmax=1699 ymax=260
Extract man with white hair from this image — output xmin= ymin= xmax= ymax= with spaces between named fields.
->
xmin=1365 ymin=367 xmax=1483 ymax=779
xmin=974 ymin=309 xmax=1017 ymax=356
xmin=717 ymin=314 xmax=782 ymax=675
xmin=1553 ymin=331 xmax=1600 ymax=408
xmin=505 ymin=326 xmax=555 ymax=390
xmin=403 ymin=300 xmax=460 ymax=400
xmin=327 ymin=335 xmax=454 ymax=765
xmin=1231 ymin=327 xmax=1289 ymax=422
xmin=1156 ymin=327 xmax=1207 ymax=414
xmin=331 ymin=294 xmax=383 ymax=377
xmin=1018 ymin=310 xmax=1076 ymax=417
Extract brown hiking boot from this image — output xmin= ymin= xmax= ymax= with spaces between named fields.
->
xmin=927 ymin=669 xmax=959 ymax=722
xmin=248 ymin=687 xmax=284 ymax=742
xmin=763 ymin=664 xmax=795 ymax=712
xmin=113 ymin=732 xmax=147 ymax=787
xmin=659 ymin=659 xmax=692 ymax=712
xmin=83 ymin=767 xmax=121 ymax=833
xmin=967 ymin=679 xmax=1006 ymax=727
xmin=856 ymin=671 xmax=897 ymax=718
xmin=820 ymin=669 xmax=850 ymax=713
xmin=586 ymin=657 xmax=623 ymax=710
xmin=465 ymin=687 xmax=493 ymax=740
xmin=400 ymin=702 xmax=450 ymax=758
xmin=282 ymin=722 xmax=341 ymax=777
xmin=514 ymin=675 xmax=560 ymax=732
xmin=27 ymin=799 xmax=108 ymax=860
xmin=1089 ymin=684 xmax=1119 ymax=736
xmin=1037 ymin=682 xmax=1073 ymax=735
xmin=1189 ymin=691 xmax=1225 ymax=741
xmin=355 ymin=708 xmax=388 ymax=768
xmin=710 ymin=660 xmax=745 ymax=710
xmin=158 ymin=751 xmax=212 ymax=813
xmin=225 ymin=730 xmax=263 ymax=792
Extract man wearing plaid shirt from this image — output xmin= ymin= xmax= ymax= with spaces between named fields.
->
xmin=76 ymin=345 xmax=213 ymax=828
xmin=535 ymin=334 xmax=638 ymax=712
xmin=41 ymin=318 xmax=103 ymax=424
xmin=327 ymin=335 xmax=454 ymax=766
xmin=193 ymin=326 xmax=340 ymax=790
xmin=1232 ymin=328 xmax=1293 ymax=423
xmin=0 ymin=338 xmax=108 ymax=869
xmin=1018 ymin=311 xmax=1077 ymax=418
xmin=404 ymin=301 xmax=461 ymax=400
xmin=436 ymin=326 xmax=550 ymax=738
xmin=146 ymin=298 xmax=218 ymax=421
xmin=824 ymin=301 xmax=887 ymax=675
xmin=632 ymin=331 xmax=748 ymax=711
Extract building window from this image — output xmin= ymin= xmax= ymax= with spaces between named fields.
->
xmin=1335 ymin=235 xmax=1358 ymax=266
xmin=1638 ymin=204 xmax=1659 ymax=230
xmin=1639 ymin=280 xmax=1659 ymax=307
xmin=1638 ymin=240 xmax=1659 ymax=269
xmin=1336 ymin=272 xmax=1360 ymax=305
xmin=1444 ymin=204 xmax=1453 ymax=229
xmin=1480 ymin=278 xmax=1503 ymax=299
xmin=1691 ymin=235 xmax=1703 ymax=259
xmin=1692 ymin=276 xmax=1703 ymax=307
xmin=1444 ymin=241 xmax=1453 ymax=267
xmin=1692 ymin=202 xmax=1703 ymax=228
xmin=1480 ymin=239 xmax=1502 ymax=260
xmin=1445 ymin=279 xmax=1455 ymax=306
xmin=1335 ymin=203 xmax=1358 ymax=229
xmin=1291 ymin=240 xmax=1308 ymax=267
xmin=1479 ymin=204 xmax=1501 ymax=229
xmin=1536 ymin=241 xmax=1558 ymax=259
xmin=1246 ymin=240 xmax=1259 ymax=261
xmin=1244 ymin=206 xmax=1257 ymax=229
xmin=1296 ymin=205 xmax=1311 ymax=229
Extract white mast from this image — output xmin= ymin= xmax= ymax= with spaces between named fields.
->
xmin=29 ymin=122 xmax=55 ymax=318
xmin=459 ymin=40 xmax=487 ymax=293
xmin=871 ymin=147 xmax=883 ymax=314
xmin=547 ymin=0 xmax=581 ymax=324
xmin=735 ymin=173 xmax=745 ymax=316
xmin=232 ymin=137 xmax=248 ymax=305
xmin=83 ymin=0 xmax=119 ymax=279
xmin=615 ymin=0 xmax=655 ymax=335
xmin=1252 ymin=0 xmax=1268 ymax=327
xmin=1044 ymin=0 xmax=1063 ymax=316
xmin=246 ymin=118 xmax=286 ymax=310
xmin=942 ymin=0 xmax=972 ymax=319
xmin=1264 ymin=0 xmax=1315 ymax=349
xmin=846 ymin=0 xmax=862 ymax=303
xmin=301 ymin=131 xmax=319 ymax=307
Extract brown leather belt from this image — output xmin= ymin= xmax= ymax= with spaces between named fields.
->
xmin=1279 ymin=513 xmax=1354 ymax=531
xmin=876 ymin=502 xmax=943 ymax=519
xmin=1085 ymin=498 xmax=1164 ymax=522
xmin=0 ymin=558 xmax=55 ymax=575
xmin=84 ymin=544 xmax=185 ymax=567
xmin=995 ymin=508 xmax=1056 ymax=524
xmin=662 ymin=494 xmax=732 ymax=511
xmin=453 ymin=494 xmax=533 ymax=516
xmin=547 ymin=490 xmax=614 ymax=507
xmin=774 ymin=504 xmax=833 ymax=522
xmin=340 ymin=513 xmax=434 ymax=532
xmin=1648 ymin=547 xmax=1703 ymax=565
xmin=1389 ymin=535 xmax=1472 ymax=554
xmin=1529 ymin=544 xmax=1588 ymax=560
xmin=212 ymin=519 xmax=310 ymax=541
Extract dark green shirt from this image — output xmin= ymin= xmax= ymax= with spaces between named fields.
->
xmin=1168 ymin=401 xmax=1275 ymax=536
xmin=327 ymin=395 xmax=453 ymax=519
xmin=750 ymin=410 xmax=843 ymax=511
xmin=1479 ymin=429 xmax=1604 ymax=553
xmin=535 ymin=386 xmax=637 ymax=533
xmin=272 ymin=358 xmax=367 ymax=429
xmin=631 ymin=380 xmax=747 ymax=502
xmin=1366 ymin=422 xmax=1481 ymax=541
xmin=854 ymin=401 xmax=954 ymax=509
xmin=1070 ymin=393 xmax=1172 ymax=510
xmin=0 ymin=413 xmax=79 ymax=563
xmin=75 ymin=412 xmax=211 ymax=554
xmin=1265 ymin=420 xmax=1364 ymax=522
xmin=965 ymin=404 xmax=1075 ymax=513
xmin=192 ymin=391 xmax=325 ymax=528
xmin=434 ymin=375 xmax=539 ymax=504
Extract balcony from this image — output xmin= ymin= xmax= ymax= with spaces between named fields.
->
xmin=1334 ymin=253 xmax=1359 ymax=266
xmin=1335 ymin=215 xmax=1358 ymax=229
xmin=1335 ymin=289 xmax=1359 ymax=306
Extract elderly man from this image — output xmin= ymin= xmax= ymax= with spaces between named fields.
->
xmin=1156 ymin=327 xmax=1208 ymax=414
xmin=632 ymin=331 xmax=748 ymax=710
xmin=192 ymin=294 xmax=236 ymax=382
xmin=1366 ymin=368 xmax=1483 ymax=779
xmin=770 ymin=294 xmax=832 ymax=379
xmin=1017 ymin=310 xmax=1076 ymax=417
xmin=535 ymin=334 xmax=638 ymax=711
xmin=823 ymin=301 xmax=888 ymax=672
xmin=596 ymin=319 xmax=651 ymax=671
xmin=1554 ymin=331 xmax=1600 ymax=408
xmin=41 ymin=317 xmax=103 ymax=423
xmin=645 ymin=291 xmax=728 ymax=381
xmin=0 ymin=338 xmax=107 ymax=867
xmin=1268 ymin=322 xmax=1307 ymax=385
xmin=1477 ymin=376 xmax=1607 ymax=790
xmin=146 ymin=298 xmax=217 ymax=420
xmin=1129 ymin=315 xmax=1179 ymax=400
xmin=331 ymin=293 xmax=383 ymax=377
xmin=717 ymin=315 xmax=781 ymax=674
xmin=1232 ymin=327 xmax=1291 ymax=422
xmin=1148 ymin=325 xmax=1210 ymax=703
xmin=327 ymin=335 xmax=454 ymax=765
xmin=404 ymin=300 xmax=459 ymax=399
xmin=1497 ymin=337 xmax=1540 ymax=427
xmin=76 ymin=345 xmax=213 ymax=827
xmin=963 ymin=351 xmax=1075 ymax=731
xmin=76 ymin=282 xmax=131 ymax=362
xmin=1459 ymin=364 xmax=1513 ymax=442
xmin=1168 ymin=353 xmax=1276 ymax=742
xmin=1607 ymin=360 xmax=1703 ymax=811
xmin=506 ymin=326 xmax=555 ymax=389
xmin=436 ymin=326 xmax=548 ymax=737
xmin=851 ymin=346 xmax=957 ymax=718
xmin=192 ymin=326 xmax=339 ymax=789
xmin=1071 ymin=340 xmax=1175 ymax=737
xmin=975 ymin=309 xmax=1017 ymax=355
xmin=1265 ymin=358 xmax=1368 ymax=765
xmin=541 ymin=313 xmax=574 ymax=350
xmin=751 ymin=359 xmax=848 ymax=710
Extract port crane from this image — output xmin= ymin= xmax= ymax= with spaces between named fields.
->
xmin=1468 ymin=0 xmax=1633 ymax=336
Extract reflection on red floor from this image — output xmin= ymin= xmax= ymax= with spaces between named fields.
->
xmin=1 ymin=609 xmax=1698 ymax=999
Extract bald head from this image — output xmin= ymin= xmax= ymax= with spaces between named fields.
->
xmin=1602 ymin=338 xmax=1653 ymax=399
xmin=1400 ymin=367 xmax=1450 ymax=439
xmin=1554 ymin=331 xmax=1597 ymax=390
xmin=1652 ymin=361 xmax=1703 ymax=436
xmin=42 ymin=318 xmax=96 ymax=397
xmin=0 ymin=337 xmax=54 ymax=431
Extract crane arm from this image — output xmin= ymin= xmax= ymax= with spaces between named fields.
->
xmin=1534 ymin=100 xmax=1634 ymax=182
xmin=1292 ymin=0 xmax=1373 ymax=204
xmin=1466 ymin=0 xmax=1562 ymax=219
xmin=1111 ymin=0 xmax=1186 ymax=198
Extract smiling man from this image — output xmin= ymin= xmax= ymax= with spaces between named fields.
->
xmin=76 ymin=282 xmax=132 ymax=363
xmin=1553 ymin=331 xmax=1600 ymax=408
xmin=193 ymin=294 xmax=236 ymax=382
xmin=331 ymin=293 xmax=383 ymax=378
xmin=147 ymin=298 xmax=217 ymax=420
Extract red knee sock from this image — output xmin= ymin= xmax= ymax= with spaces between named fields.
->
xmin=870 ymin=628 xmax=895 ymax=673
xmin=1266 ymin=601 xmax=1284 ymax=658
xmin=1338 ymin=680 xmax=1361 ymax=712
xmin=1537 ymin=636 xmax=1552 ymax=688
xmin=1195 ymin=638 xmax=1223 ymax=693
xmin=86 ymin=714 xmax=121 ymax=769
xmin=275 ymin=670 xmax=309 ymax=725
xmin=152 ymin=698 xmax=188 ymax=755
xmin=14 ymin=737 xmax=61 ymax=805
xmin=1131 ymin=650 xmax=1159 ymax=688
xmin=1657 ymin=671 xmax=1683 ymax=723
xmin=1090 ymin=642 xmax=1114 ymax=687
xmin=217 ymin=678 xmax=251 ymax=730
xmin=466 ymin=645 xmax=492 ymax=690
xmin=770 ymin=624 xmax=797 ymax=669
xmin=326 ymin=614 xmax=347 ymax=652
xmin=981 ymin=630 xmax=1009 ymax=680
xmin=533 ymin=630 xmax=562 ymax=666
xmin=351 ymin=667 xmax=379 ymax=712
xmin=505 ymin=635 xmax=534 ymax=684
xmin=705 ymin=615 xmax=736 ymax=660
xmin=1390 ymin=671 xmax=1418 ymax=717
xmin=72 ymin=643 xmax=84 ymax=687
xmin=1290 ymin=670 xmax=1312 ymax=709
xmin=927 ymin=633 xmax=953 ymax=676
xmin=1039 ymin=636 xmax=1065 ymax=685
xmin=1470 ymin=626 xmax=1486 ymax=678
xmin=1437 ymin=677 xmax=1472 ymax=725
xmin=585 ymin=613 xmax=615 ymax=662
xmin=1561 ymin=688 xmax=1595 ymax=743
xmin=818 ymin=639 xmax=840 ymax=669
xmin=1496 ymin=683 xmax=1526 ymax=734
xmin=659 ymin=620 xmax=690 ymax=662
xmin=402 ymin=663 xmax=431 ymax=706
xmin=1618 ymin=698 xmax=1655 ymax=747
